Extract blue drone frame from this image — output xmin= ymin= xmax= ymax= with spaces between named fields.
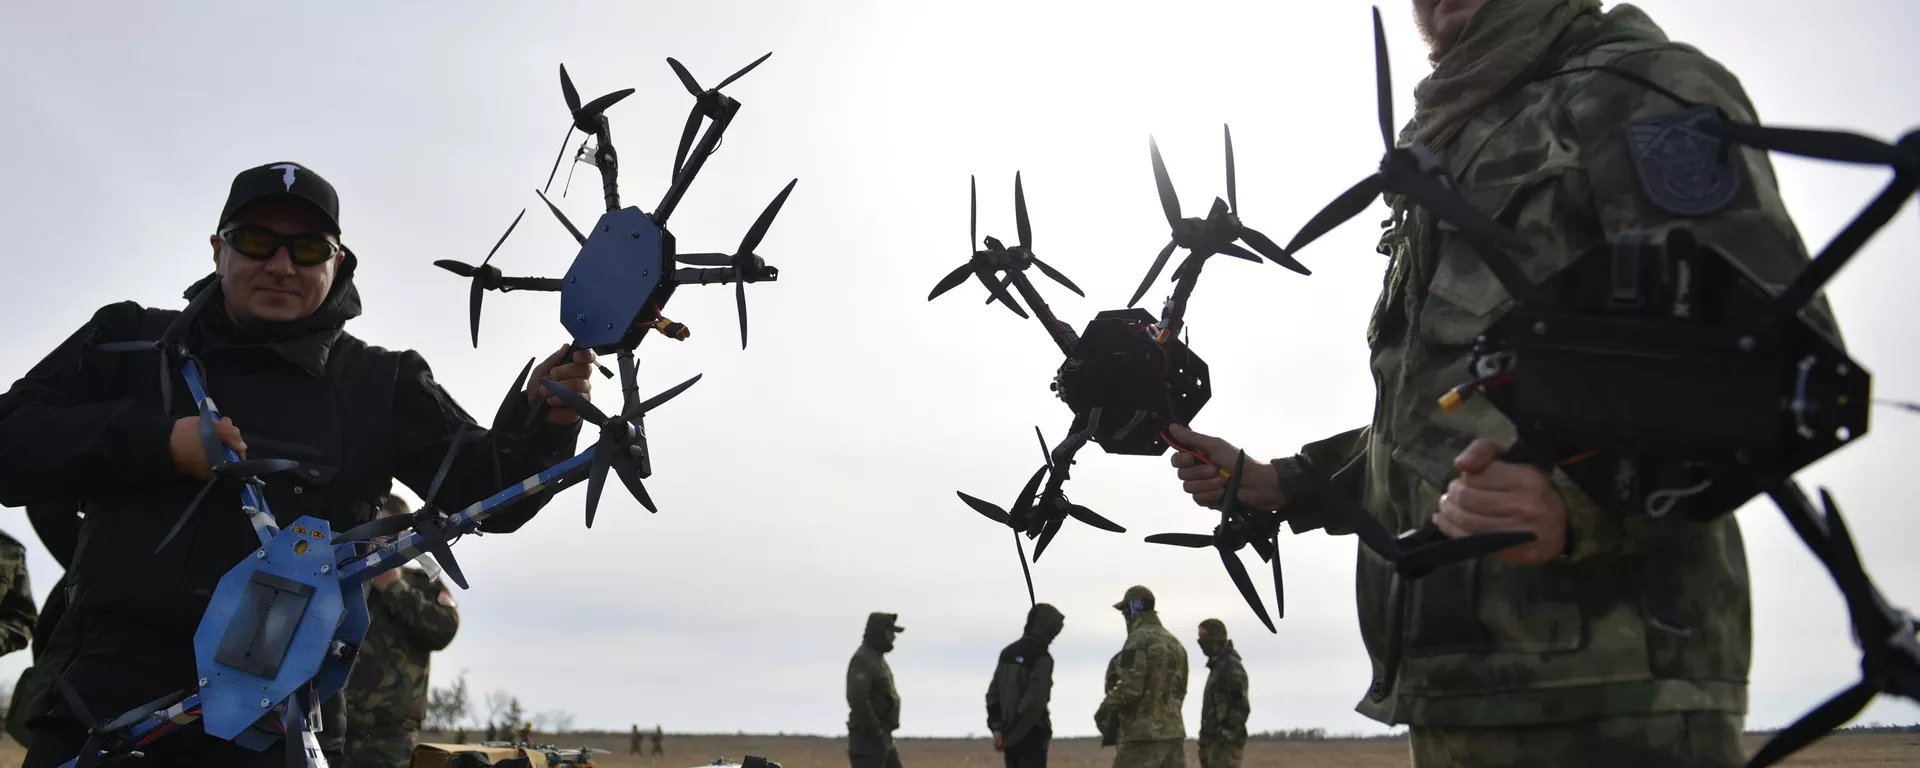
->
xmin=60 ymin=52 xmax=795 ymax=768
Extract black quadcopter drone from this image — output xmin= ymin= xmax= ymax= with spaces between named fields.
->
xmin=1282 ymin=8 xmax=1920 ymax=767
xmin=434 ymin=54 xmax=797 ymax=526
xmin=933 ymin=128 xmax=1309 ymax=619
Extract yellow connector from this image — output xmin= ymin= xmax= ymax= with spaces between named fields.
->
xmin=652 ymin=318 xmax=690 ymax=340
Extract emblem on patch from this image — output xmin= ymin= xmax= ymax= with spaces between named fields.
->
xmin=1626 ymin=105 xmax=1743 ymax=217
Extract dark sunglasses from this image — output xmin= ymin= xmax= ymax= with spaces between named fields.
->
xmin=218 ymin=225 xmax=342 ymax=267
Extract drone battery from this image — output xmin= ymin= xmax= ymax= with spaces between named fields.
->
xmin=214 ymin=570 xmax=317 ymax=679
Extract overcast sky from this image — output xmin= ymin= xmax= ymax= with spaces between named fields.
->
xmin=2 ymin=0 xmax=1917 ymax=741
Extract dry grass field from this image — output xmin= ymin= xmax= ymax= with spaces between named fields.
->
xmin=0 ymin=730 xmax=1912 ymax=767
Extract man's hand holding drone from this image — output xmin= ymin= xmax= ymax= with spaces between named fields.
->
xmin=527 ymin=344 xmax=599 ymax=426
xmin=1435 ymin=438 xmax=1567 ymax=567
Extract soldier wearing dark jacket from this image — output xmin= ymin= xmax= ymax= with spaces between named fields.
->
xmin=846 ymin=611 xmax=904 ymax=768
xmin=985 ymin=603 xmax=1064 ymax=768
xmin=1194 ymin=620 xmax=1248 ymax=768
xmin=343 ymin=495 xmax=462 ymax=768
xmin=0 ymin=160 xmax=592 ymax=768
xmin=1168 ymin=1 xmax=1834 ymax=765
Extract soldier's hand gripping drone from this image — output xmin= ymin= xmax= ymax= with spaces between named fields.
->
xmin=436 ymin=55 xmax=797 ymax=524
xmin=932 ymin=132 xmax=1309 ymax=606
xmin=1282 ymin=8 xmax=1919 ymax=767
xmin=51 ymin=53 xmax=799 ymax=768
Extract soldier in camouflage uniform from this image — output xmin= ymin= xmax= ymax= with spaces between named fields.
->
xmin=846 ymin=611 xmax=905 ymax=768
xmin=1194 ymin=620 xmax=1248 ymax=768
xmin=1094 ymin=587 xmax=1188 ymax=768
xmin=1169 ymin=0 xmax=1838 ymax=766
xmin=342 ymin=495 xmax=461 ymax=768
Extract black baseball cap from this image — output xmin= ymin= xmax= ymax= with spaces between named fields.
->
xmin=218 ymin=161 xmax=341 ymax=234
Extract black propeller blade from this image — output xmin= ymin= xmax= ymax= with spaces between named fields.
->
xmin=433 ymin=208 xmax=527 ymax=348
xmin=666 ymin=52 xmax=773 ymax=179
xmin=535 ymin=189 xmax=588 ymax=246
xmin=540 ymin=373 xmax=701 ymax=525
xmin=675 ymin=178 xmax=798 ymax=349
xmin=543 ymin=64 xmax=636 ymax=195
xmin=1009 ymin=172 xmax=1084 ymax=298
xmin=1130 ymin=128 xmax=1308 ymax=309
xmin=929 ymin=175 xmax=1028 ymax=318
xmin=1143 ymin=451 xmax=1279 ymax=632
xmin=1282 ymin=7 xmax=1535 ymax=288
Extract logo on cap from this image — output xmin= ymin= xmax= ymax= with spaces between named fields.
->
xmin=271 ymin=164 xmax=299 ymax=191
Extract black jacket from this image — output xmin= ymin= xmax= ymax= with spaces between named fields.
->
xmin=985 ymin=604 xmax=1063 ymax=746
xmin=0 ymin=263 xmax=580 ymax=742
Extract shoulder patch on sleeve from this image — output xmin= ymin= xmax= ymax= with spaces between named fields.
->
xmin=1625 ymin=104 xmax=1744 ymax=218
xmin=1120 ymin=648 xmax=1136 ymax=668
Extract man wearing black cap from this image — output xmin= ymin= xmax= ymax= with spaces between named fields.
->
xmin=0 ymin=160 xmax=594 ymax=767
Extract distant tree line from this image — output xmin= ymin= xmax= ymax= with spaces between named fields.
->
xmin=1743 ymin=722 xmax=1920 ymax=736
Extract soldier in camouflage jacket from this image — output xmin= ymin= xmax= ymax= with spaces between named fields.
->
xmin=1194 ymin=620 xmax=1247 ymax=768
xmin=342 ymin=498 xmax=460 ymax=768
xmin=846 ymin=611 xmax=905 ymax=768
xmin=1094 ymin=587 xmax=1188 ymax=768
xmin=1169 ymin=1 xmax=1838 ymax=765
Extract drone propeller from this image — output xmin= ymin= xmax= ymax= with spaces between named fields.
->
xmin=1747 ymin=483 xmax=1920 ymax=767
xmin=1282 ymin=8 xmax=1537 ymax=298
xmin=1010 ymin=172 xmax=1084 ymax=298
xmin=96 ymin=277 xmax=221 ymax=411
xmin=405 ymin=424 xmax=490 ymax=589
xmin=52 ymin=672 xmax=192 ymax=768
xmin=1130 ymin=127 xmax=1307 ymax=308
xmin=674 ymin=178 xmax=798 ymax=349
xmin=956 ymin=461 xmax=1050 ymax=605
xmin=666 ymin=52 xmax=773 ymax=179
xmin=542 ymin=64 xmax=636 ymax=195
xmin=539 ymin=372 xmax=701 ymax=526
xmin=434 ymin=208 xmax=527 ymax=348
xmin=929 ymin=175 xmax=1029 ymax=318
xmin=1143 ymin=451 xmax=1281 ymax=632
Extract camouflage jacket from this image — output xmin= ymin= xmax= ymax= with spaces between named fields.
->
xmin=1093 ymin=611 xmax=1187 ymax=742
xmin=0 ymin=531 xmax=35 ymax=658
xmin=1270 ymin=4 xmax=1835 ymax=728
xmin=344 ymin=565 xmax=459 ymax=735
xmin=1198 ymin=641 xmax=1249 ymax=745
xmin=845 ymin=643 xmax=900 ymax=740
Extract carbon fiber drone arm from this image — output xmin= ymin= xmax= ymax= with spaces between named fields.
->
xmin=389 ymin=349 xmax=583 ymax=535
xmin=1003 ymin=270 xmax=1079 ymax=355
xmin=337 ymin=446 xmax=596 ymax=586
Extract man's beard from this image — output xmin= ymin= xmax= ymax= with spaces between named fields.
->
xmin=1414 ymin=5 xmax=1465 ymax=58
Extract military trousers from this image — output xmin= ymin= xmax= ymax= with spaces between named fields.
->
xmin=342 ymin=729 xmax=416 ymax=768
xmin=1003 ymin=729 xmax=1050 ymax=768
xmin=1197 ymin=738 xmax=1243 ymax=768
xmin=849 ymin=733 xmax=903 ymax=768
xmin=1409 ymin=710 xmax=1745 ymax=768
xmin=1113 ymin=739 xmax=1184 ymax=768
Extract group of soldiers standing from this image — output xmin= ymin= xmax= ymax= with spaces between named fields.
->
xmin=844 ymin=585 xmax=1252 ymax=768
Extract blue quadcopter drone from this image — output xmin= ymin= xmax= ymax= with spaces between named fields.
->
xmin=59 ymin=53 xmax=794 ymax=768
